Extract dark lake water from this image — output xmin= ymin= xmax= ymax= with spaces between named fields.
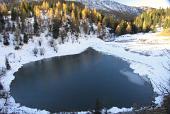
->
xmin=11 ymin=48 xmax=154 ymax=112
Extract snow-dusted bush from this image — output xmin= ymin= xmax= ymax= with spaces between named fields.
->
xmin=49 ymin=38 xmax=58 ymax=52
xmin=5 ymin=57 xmax=11 ymax=70
xmin=38 ymin=39 xmax=42 ymax=47
xmin=0 ymin=67 xmax=6 ymax=76
xmin=14 ymin=45 xmax=20 ymax=50
xmin=59 ymin=26 xmax=67 ymax=44
xmin=54 ymin=45 xmax=58 ymax=53
xmin=33 ymin=47 xmax=38 ymax=57
xmin=45 ymin=32 xmax=52 ymax=37
xmin=19 ymin=36 xmax=23 ymax=46
xmin=49 ymin=39 xmax=55 ymax=47
xmin=40 ymin=48 xmax=45 ymax=56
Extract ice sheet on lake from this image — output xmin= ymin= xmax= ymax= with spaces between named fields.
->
xmin=120 ymin=70 xmax=145 ymax=86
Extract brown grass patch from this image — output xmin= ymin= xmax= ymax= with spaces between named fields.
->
xmin=159 ymin=29 xmax=170 ymax=36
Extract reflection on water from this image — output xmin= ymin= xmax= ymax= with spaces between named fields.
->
xmin=11 ymin=48 xmax=154 ymax=112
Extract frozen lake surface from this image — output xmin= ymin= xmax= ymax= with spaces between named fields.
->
xmin=11 ymin=48 xmax=154 ymax=112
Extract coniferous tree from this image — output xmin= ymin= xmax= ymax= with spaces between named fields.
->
xmin=19 ymin=0 xmax=30 ymax=18
xmin=14 ymin=24 xmax=21 ymax=50
xmin=56 ymin=1 xmax=62 ymax=10
xmin=97 ymin=22 xmax=102 ymax=36
xmin=131 ymin=24 xmax=138 ymax=34
xmin=142 ymin=20 xmax=147 ymax=32
xmin=3 ymin=32 xmax=9 ymax=46
xmin=120 ymin=20 xmax=127 ymax=35
xmin=115 ymin=20 xmax=127 ymax=35
xmin=6 ymin=20 xmax=11 ymax=32
xmin=126 ymin=23 xmax=132 ymax=34
xmin=115 ymin=25 xmax=121 ymax=35
xmin=90 ymin=8 xmax=98 ymax=23
xmin=34 ymin=6 xmax=41 ymax=18
xmin=133 ymin=8 xmax=170 ymax=32
xmin=102 ymin=16 xmax=109 ymax=27
xmin=164 ymin=17 xmax=170 ymax=29
xmin=75 ymin=20 xmax=80 ymax=34
xmin=59 ymin=26 xmax=67 ymax=44
xmin=82 ymin=20 xmax=88 ymax=34
xmin=109 ymin=16 xmax=115 ymax=33
xmin=70 ymin=10 xmax=76 ymax=34
xmin=134 ymin=16 xmax=143 ymax=32
xmin=63 ymin=3 xmax=67 ymax=14
xmin=0 ymin=21 xmax=3 ymax=33
xmin=0 ymin=12 xmax=5 ymax=33
xmin=11 ymin=8 xmax=18 ymax=21
xmin=23 ymin=33 xmax=28 ymax=44
xmin=21 ymin=19 xmax=26 ymax=34
xmin=82 ymin=7 xmax=89 ymax=20
xmin=12 ymin=23 xmax=16 ymax=33
xmin=33 ymin=17 xmax=39 ymax=36
xmin=52 ymin=18 xmax=61 ymax=39
xmin=0 ymin=3 xmax=8 ymax=16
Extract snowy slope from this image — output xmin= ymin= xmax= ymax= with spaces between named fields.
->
xmin=70 ymin=0 xmax=143 ymax=17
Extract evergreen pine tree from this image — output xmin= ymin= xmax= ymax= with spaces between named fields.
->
xmin=115 ymin=21 xmax=127 ymax=35
xmin=23 ymin=33 xmax=28 ymax=44
xmin=52 ymin=18 xmax=61 ymax=39
xmin=14 ymin=24 xmax=21 ymax=50
xmin=12 ymin=23 xmax=16 ymax=33
xmin=11 ymin=8 xmax=18 ymax=21
xmin=109 ymin=16 xmax=115 ymax=33
xmin=21 ymin=19 xmax=26 ymax=34
xmin=0 ymin=21 xmax=3 ymax=33
xmin=33 ymin=17 xmax=39 ymax=36
xmin=131 ymin=24 xmax=138 ymax=34
xmin=0 ymin=12 xmax=5 ymax=33
xmin=120 ymin=20 xmax=127 ymax=35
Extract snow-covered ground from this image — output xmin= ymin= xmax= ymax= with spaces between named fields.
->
xmin=0 ymin=31 xmax=170 ymax=114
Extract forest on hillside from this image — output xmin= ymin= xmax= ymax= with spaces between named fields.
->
xmin=0 ymin=0 xmax=170 ymax=47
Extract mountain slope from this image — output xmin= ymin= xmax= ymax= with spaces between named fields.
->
xmin=70 ymin=0 xmax=143 ymax=20
xmin=1 ymin=0 xmax=144 ymax=20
